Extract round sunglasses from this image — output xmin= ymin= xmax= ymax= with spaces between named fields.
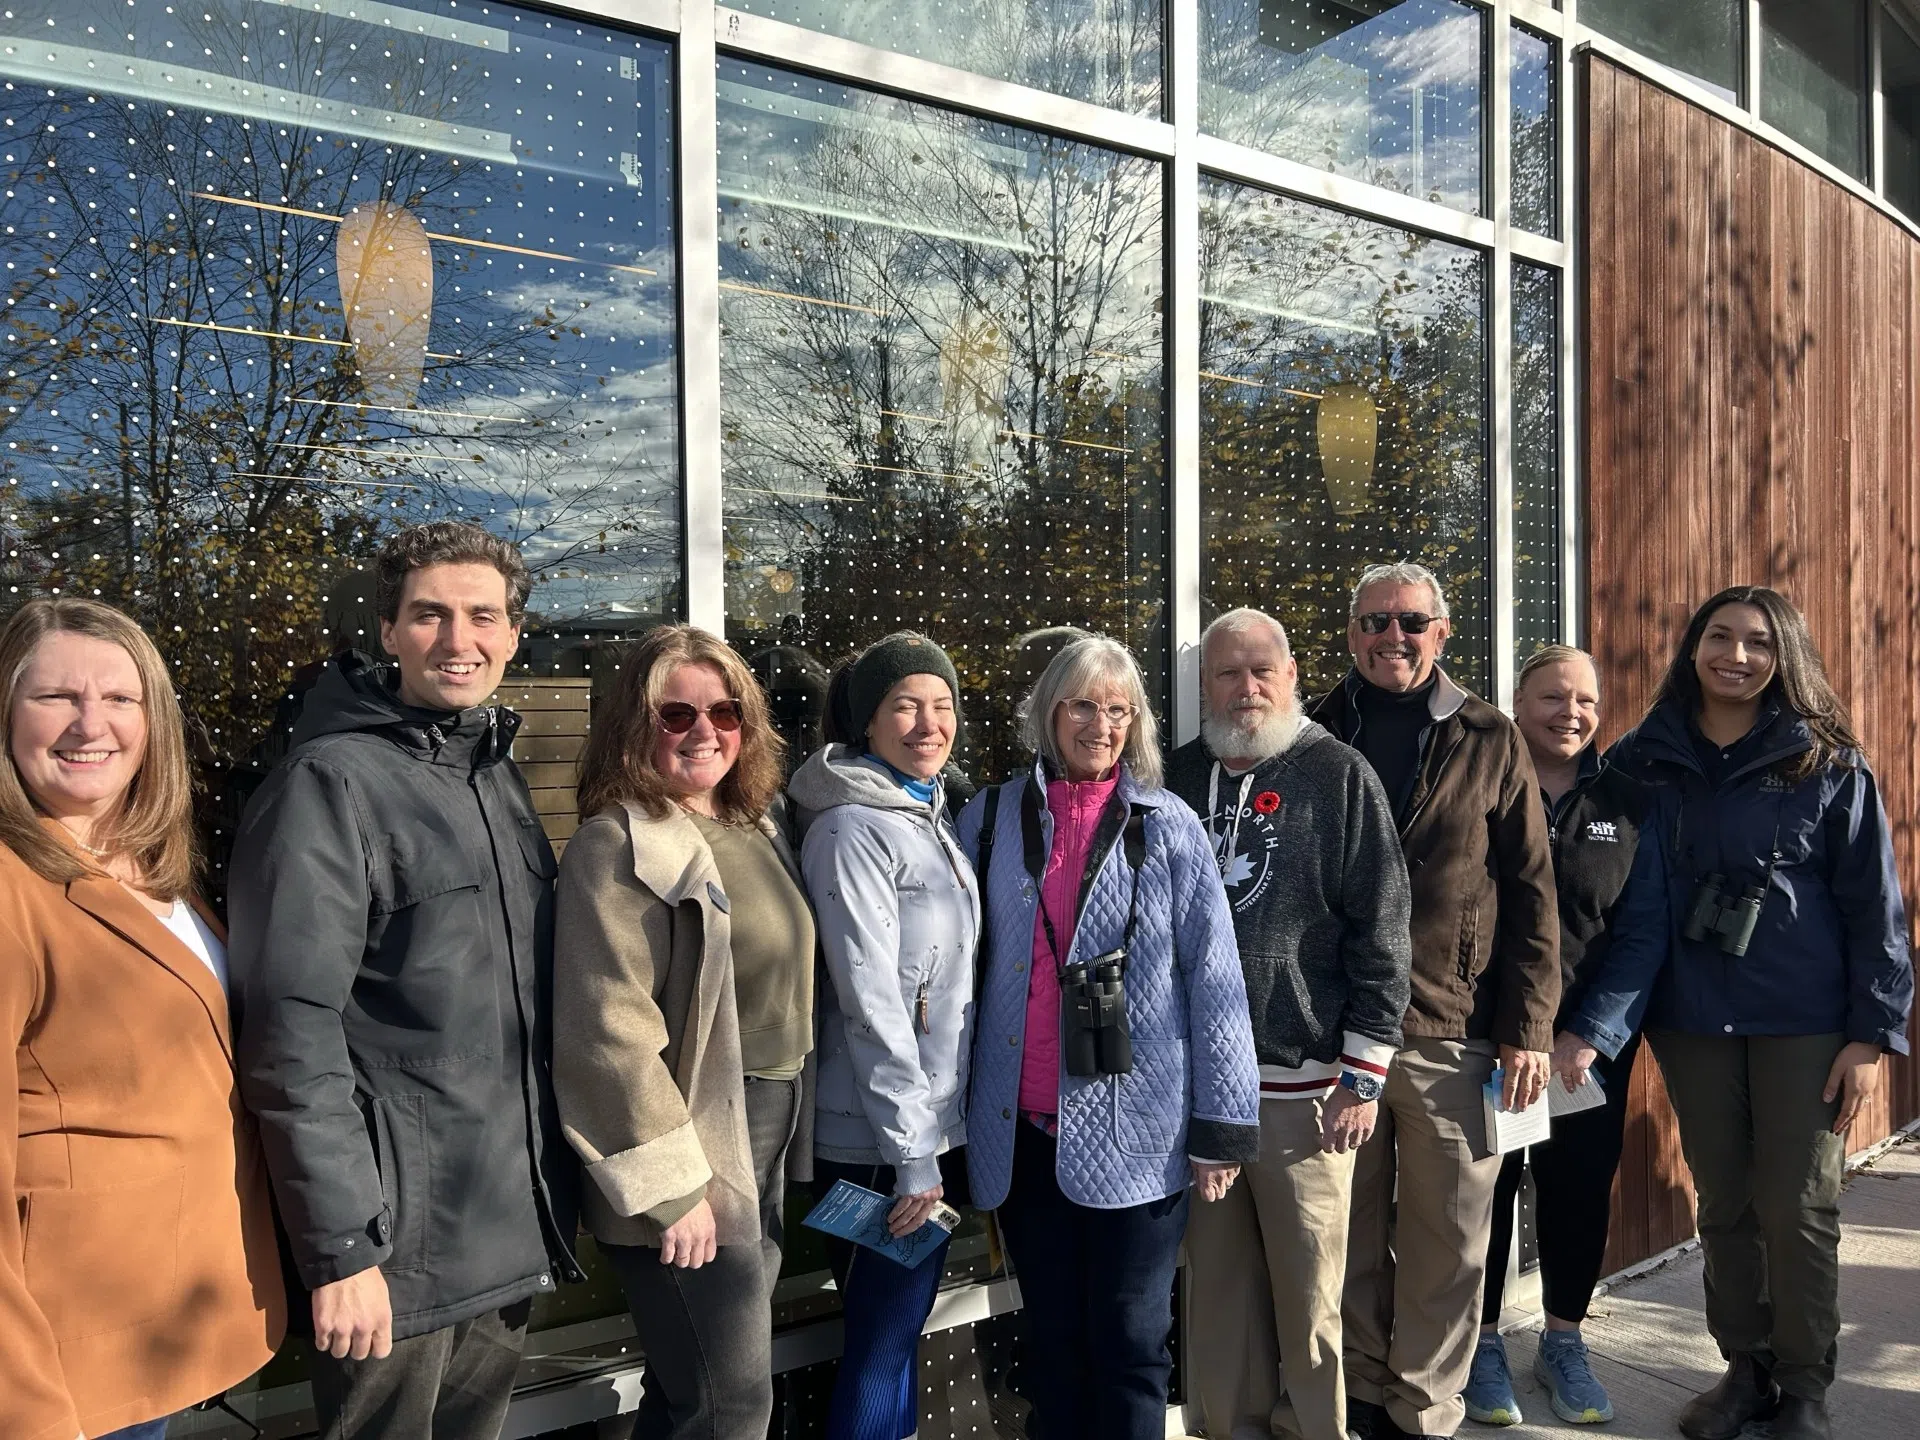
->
xmin=655 ymin=699 xmax=745 ymax=734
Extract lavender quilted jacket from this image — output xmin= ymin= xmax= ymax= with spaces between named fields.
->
xmin=955 ymin=763 xmax=1260 ymax=1211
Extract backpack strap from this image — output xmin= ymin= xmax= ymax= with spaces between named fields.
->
xmin=972 ymin=784 xmax=1002 ymax=1006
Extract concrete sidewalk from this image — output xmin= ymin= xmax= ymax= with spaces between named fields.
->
xmin=1484 ymin=1136 xmax=1920 ymax=1438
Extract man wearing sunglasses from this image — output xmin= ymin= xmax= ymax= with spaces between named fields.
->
xmin=230 ymin=522 xmax=581 ymax=1440
xmin=1307 ymin=563 xmax=1559 ymax=1440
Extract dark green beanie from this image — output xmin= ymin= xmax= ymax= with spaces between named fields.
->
xmin=848 ymin=633 xmax=960 ymax=741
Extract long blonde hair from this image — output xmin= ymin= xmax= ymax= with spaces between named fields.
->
xmin=0 ymin=599 xmax=199 ymax=896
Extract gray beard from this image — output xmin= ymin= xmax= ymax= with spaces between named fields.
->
xmin=1202 ymin=707 xmax=1305 ymax=769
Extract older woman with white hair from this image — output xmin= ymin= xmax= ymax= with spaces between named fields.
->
xmin=956 ymin=634 xmax=1260 ymax=1440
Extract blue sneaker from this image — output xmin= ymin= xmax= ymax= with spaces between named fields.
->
xmin=1533 ymin=1330 xmax=1615 ymax=1423
xmin=1463 ymin=1333 xmax=1522 ymax=1425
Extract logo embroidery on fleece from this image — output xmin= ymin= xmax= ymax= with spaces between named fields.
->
xmin=1214 ymin=795 xmax=1285 ymax=912
xmin=1585 ymin=819 xmax=1619 ymax=841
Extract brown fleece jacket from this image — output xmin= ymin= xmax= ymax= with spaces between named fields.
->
xmin=1310 ymin=668 xmax=1560 ymax=1052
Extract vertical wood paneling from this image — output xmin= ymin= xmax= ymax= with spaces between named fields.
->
xmin=1584 ymin=55 xmax=1920 ymax=1269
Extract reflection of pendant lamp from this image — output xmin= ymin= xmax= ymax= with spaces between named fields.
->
xmin=1316 ymin=383 xmax=1378 ymax=514
xmin=336 ymin=202 xmax=434 ymax=409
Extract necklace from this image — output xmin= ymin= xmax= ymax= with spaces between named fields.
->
xmin=69 ymin=835 xmax=114 ymax=858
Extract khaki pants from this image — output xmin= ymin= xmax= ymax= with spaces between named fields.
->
xmin=1188 ymin=1096 xmax=1355 ymax=1440
xmin=1648 ymin=1030 xmax=1846 ymax=1400
xmin=1343 ymin=1038 xmax=1499 ymax=1437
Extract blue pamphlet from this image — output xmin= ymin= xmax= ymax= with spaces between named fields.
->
xmin=801 ymin=1179 xmax=957 ymax=1269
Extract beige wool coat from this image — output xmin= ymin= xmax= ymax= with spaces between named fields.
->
xmin=552 ymin=801 xmax=813 ymax=1249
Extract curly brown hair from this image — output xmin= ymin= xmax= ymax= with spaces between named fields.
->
xmin=577 ymin=625 xmax=784 ymax=825
xmin=374 ymin=521 xmax=532 ymax=625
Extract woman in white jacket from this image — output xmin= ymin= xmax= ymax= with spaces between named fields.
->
xmin=787 ymin=632 xmax=979 ymax=1440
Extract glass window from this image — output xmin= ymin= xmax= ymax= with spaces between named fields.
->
xmin=1886 ymin=9 xmax=1920 ymax=220
xmin=1513 ymin=261 xmax=1560 ymax=671
xmin=1762 ymin=0 xmax=1868 ymax=177
xmin=0 ymin=0 xmax=679 ymax=832
xmin=1200 ymin=0 xmax=1487 ymax=216
xmin=724 ymin=0 xmax=1163 ymax=116
xmin=1200 ymin=180 xmax=1489 ymax=697
xmin=717 ymin=62 xmax=1167 ymax=788
xmin=0 ymin=0 xmax=678 ymax=1372
xmin=1512 ymin=26 xmax=1558 ymax=237
xmin=1581 ymin=0 xmax=1744 ymax=105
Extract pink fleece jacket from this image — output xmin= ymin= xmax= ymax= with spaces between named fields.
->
xmin=1018 ymin=772 xmax=1120 ymax=1113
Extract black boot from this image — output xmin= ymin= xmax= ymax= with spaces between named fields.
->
xmin=1677 ymin=1352 xmax=1780 ymax=1440
xmin=1766 ymin=1395 xmax=1833 ymax=1440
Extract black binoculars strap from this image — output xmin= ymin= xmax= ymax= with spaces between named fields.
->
xmin=1019 ymin=778 xmax=1148 ymax=979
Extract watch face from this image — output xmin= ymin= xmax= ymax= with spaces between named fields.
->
xmin=1350 ymin=1074 xmax=1384 ymax=1101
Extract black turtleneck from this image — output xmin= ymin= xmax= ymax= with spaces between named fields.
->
xmin=1354 ymin=673 xmax=1437 ymax=819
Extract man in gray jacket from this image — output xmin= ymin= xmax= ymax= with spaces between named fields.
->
xmin=229 ymin=522 xmax=580 ymax=1440
xmin=1171 ymin=608 xmax=1413 ymax=1440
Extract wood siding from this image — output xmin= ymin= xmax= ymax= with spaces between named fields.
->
xmin=1582 ymin=54 xmax=1920 ymax=1269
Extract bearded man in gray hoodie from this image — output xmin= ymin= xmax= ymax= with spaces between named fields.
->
xmin=1170 ymin=608 xmax=1413 ymax=1440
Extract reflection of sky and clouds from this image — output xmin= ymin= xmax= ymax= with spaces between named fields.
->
xmin=0 ymin=0 xmax=679 ymax=626
xmin=1198 ymin=175 xmax=1490 ymax=690
xmin=726 ymin=0 xmax=1163 ymax=116
xmin=1201 ymin=0 xmax=1485 ymax=215
xmin=1511 ymin=24 xmax=1556 ymax=237
xmin=713 ymin=61 xmax=1167 ymax=732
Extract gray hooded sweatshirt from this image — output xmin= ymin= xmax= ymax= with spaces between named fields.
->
xmin=788 ymin=745 xmax=979 ymax=1195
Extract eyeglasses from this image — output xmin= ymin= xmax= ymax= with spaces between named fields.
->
xmin=1356 ymin=611 xmax=1437 ymax=636
xmin=656 ymin=700 xmax=745 ymax=734
xmin=1061 ymin=698 xmax=1138 ymax=727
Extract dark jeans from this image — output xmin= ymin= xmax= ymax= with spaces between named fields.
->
xmin=308 ymin=1299 xmax=532 ymax=1440
xmin=1483 ymin=1032 xmax=1641 ymax=1325
xmin=603 ymin=1075 xmax=801 ymax=1440
xmin=812 ymin=1156 xmax=954 ymax=1440
xmin=995 ymin=1121 xmax=1190 ymax=1440
xmin=98 ymin=1422 xmax=169 ymax=1440
xmin=1649 ymin=1030 xmax=1847 ymax=1400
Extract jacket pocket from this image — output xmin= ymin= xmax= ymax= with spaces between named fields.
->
xmin=21 ymin=1167 xmax=183 ymax=1339
xmin=1456 ymin=901 xmax=1481 ymax=983
xmin=364 ymin=1094 xmax=431 ymax=1274
xmin=1111 ymin=1038 xmax=1189 ymax=1159
xmin=517 ymin=815 xmax=558 ymax=879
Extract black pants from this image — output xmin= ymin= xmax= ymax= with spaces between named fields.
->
xmin=308 ymin=1299 xmax=532 ymax=1440
xmin=1483 ymin=1032 xmax=1640 ymax=1325
xmin=604 ymin=1074 xmax=802 ymax=1440
xmin=995 ymin=1121 xmax=1190 ymax=1440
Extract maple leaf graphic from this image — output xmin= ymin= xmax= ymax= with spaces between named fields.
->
xmin=1222 ymin=850 xmax=1257 ymax=889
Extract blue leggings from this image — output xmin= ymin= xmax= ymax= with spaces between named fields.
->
xmin=814 ymin=1159 xmax=954 ymax=1440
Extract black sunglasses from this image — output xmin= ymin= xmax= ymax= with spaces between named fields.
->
xmin=656 ymin=700 xmax=745 ymax=734
xmin=1357 ymin=611 xmax=1437 ymax=636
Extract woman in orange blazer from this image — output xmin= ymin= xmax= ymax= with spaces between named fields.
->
xmin=1 ymin=597 xmax=285 ymax=1440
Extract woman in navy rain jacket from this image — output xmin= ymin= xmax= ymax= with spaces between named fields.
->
xmin=1610 ymin=585 xmax=1913 ymax=1440
xmin=956 ymin=634 xmax=1260 ymax=1440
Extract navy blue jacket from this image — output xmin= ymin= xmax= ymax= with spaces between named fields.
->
xmin=1608 ymin=700 xmax=1913 ymax=1054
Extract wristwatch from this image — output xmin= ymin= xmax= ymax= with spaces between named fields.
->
xmin=1339 ymin=1069 xmax=1384 ymax=1102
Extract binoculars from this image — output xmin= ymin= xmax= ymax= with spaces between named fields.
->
xmin=1061 ymin=949 xmax=1134 ymax=1077
xmin=1682 ymin=872 xmax=1766 ymax=957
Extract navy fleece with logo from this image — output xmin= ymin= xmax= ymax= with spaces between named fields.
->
xmin=1608 ymin=700 xmax=1913 ymax=1052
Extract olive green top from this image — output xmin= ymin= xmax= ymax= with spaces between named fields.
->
xmin=692 ymin=812 xmax=815 ymax=1079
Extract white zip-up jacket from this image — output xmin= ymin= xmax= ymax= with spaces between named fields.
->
xmin=788 ymin=745 xmax=980 ymax=1195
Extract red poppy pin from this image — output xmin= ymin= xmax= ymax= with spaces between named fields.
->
xmin=1253 ymin=791 xmax=1282 ymax=815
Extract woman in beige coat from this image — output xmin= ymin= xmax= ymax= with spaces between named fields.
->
xmin=554 ymin=624 xmax=816 ymax=1440
xmin=0 ymin=598 xmax=284 ymax=1440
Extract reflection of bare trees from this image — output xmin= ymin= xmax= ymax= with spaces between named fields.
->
xmin=718 ymin=84 xmax=1165 ymax=779
xmin=1199 ymin=186 xmax=1489 ymax=693
xmin=0 ymin=4 xmax=678 ymax=770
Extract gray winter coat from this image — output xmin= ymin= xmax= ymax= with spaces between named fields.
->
xmin=1167 ymin=723 xmax=1412 ymax=1070
xmin=788 ymin=745 xmax=979 ymax=1196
